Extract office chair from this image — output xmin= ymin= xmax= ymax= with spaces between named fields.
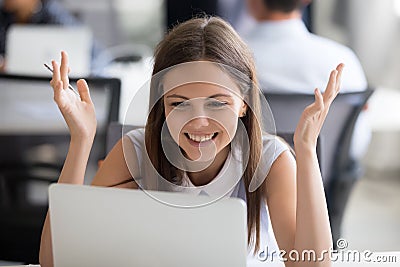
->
xmin=264 ymin=89 xmax=374 ymax=246
xmin=106 ymin=122 xmax=138 ymax=154
xmin=0 ymin=74 xmax=120 ymax=263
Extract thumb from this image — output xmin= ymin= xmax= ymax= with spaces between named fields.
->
xmin=308 ymin=88 xmax=324 ymax=114
xmin=76 ymin=79 xmax=92 ymax=103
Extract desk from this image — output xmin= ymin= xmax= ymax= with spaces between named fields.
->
xmin=363 ymin=88 xmax=400 ymax=172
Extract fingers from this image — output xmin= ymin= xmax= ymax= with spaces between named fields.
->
xmin=323 ymin=69 xmax=338 ymax=103
xmin=50 ymin=51 xmax=70 ymax=91
xmin=335 ymin=63 xmax=344 ymax=92
xmin=60 ymin=51 xmax=69 ymax=90
xmin=77 ymin=79 xmax=92 ymax=103
xmin=53 ymin=80 xmax=63 ymax=104
xmin=314 ymin=88 xmax=326 ymax=132
xmin=50 ymin=60 xmax=61 ymax=89
xmin=306 ymin=88 xmax=324 ymax=115
xmin=324 ymin=63 xmax=345 ymax=102
xmin=314 ymin=88 xmax=324 ymax=110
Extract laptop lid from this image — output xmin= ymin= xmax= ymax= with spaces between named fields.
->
xmin=5 ymin=25 xmax=92 ymax=77
xmin=49 ymin=184 xmax=248 ymax=267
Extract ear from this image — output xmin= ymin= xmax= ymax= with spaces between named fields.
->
xmin=239 ymin=101 xmax=248 ymax=117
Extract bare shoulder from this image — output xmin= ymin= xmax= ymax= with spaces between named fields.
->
xmin=91 ymin=136 xmax=139 ymax=189
xmin=264 ymin=150 xmax=296 ymax=199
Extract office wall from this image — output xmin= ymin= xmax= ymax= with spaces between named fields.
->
xmin=314 ymin=0 xmax=400 ymax=90
xmin=59 ymin=0 xmax=164 ymax=49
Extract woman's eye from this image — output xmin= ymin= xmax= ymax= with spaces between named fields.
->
xmin=171 ymin=101 xmax=190 ymax=108
xmin=206 ymin=100 xmax=228 ymax=108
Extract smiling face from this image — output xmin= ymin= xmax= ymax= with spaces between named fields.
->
xmin=163 ymin=82 xmax=247 ymax=162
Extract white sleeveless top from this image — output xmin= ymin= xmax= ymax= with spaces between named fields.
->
xmin=126 ymin=129 xmax=288 ymax=265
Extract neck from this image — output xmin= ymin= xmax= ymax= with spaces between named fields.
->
xmin=187 ymin=146 xmax=230 ymax=186
xmin=15 ymin=0 xmax=40 ymax=23
xmin=258 ymin=10 xmax=302 ymax=22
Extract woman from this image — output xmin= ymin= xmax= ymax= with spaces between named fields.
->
xmin=40 ymin=16 xmax=343 ymax=267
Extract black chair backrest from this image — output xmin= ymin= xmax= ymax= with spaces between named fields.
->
xmin=264 ymin=89 xmax=374 ymax=187
xmin=106 ymin=122 xmax=139 ymax=153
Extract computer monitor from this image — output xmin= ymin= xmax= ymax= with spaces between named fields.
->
xmin=0 ymin=74 xmax=120 ymax=182
xmin=5 ymin=25 xmax=93 ymax=77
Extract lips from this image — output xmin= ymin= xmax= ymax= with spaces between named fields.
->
xmin=184 ymin=132 xmax=218 ymax=146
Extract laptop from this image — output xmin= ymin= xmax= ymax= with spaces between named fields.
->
xmin=48 ymin=184 xmax=248 ymax=267
xmin=5 ymin=25 xmax=92 ymax=77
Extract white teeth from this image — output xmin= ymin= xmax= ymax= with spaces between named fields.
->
xmin=187 ymin=133 xmax=215 ymax=142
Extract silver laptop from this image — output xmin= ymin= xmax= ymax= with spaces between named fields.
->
xmin=48 ymin=184 xmax=247 ymax=267
xmin=5 ymin=25 xmax=92 ymax=77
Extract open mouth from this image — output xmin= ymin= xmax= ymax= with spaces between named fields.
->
xmin=184 ymin=132 xmax=218 ymax=146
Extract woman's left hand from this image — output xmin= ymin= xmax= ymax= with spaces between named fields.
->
xmin=294 ymin=63 xmax=344 ymax=151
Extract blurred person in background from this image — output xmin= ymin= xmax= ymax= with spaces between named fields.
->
xmin=243 ymin=0 xmax=370 ymax=163
xmin=0 ymin=0 xmax=105 ymax=73
xmin=243 ymin=0 xmax=367 ymax=92
xmin=242 ymin=0 xmax=371 ymax=244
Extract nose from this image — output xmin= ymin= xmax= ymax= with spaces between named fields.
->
xmin=187 ymin=116 xmax=210 ymax=129
xmin=188 ymin=100 xmax=210 ymax=127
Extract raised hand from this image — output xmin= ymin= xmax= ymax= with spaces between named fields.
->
xmin=50 ymin=51 xmax=97 ymax=140
xmin=294 ymin=63 xmax=344 ymax=150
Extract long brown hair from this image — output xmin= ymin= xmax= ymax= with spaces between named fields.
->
xmin=145 ymin=16 xmax=264 ymax=253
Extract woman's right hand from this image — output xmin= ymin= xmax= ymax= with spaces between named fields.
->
xmin=50 ymin=51 xmax=97 ymax=140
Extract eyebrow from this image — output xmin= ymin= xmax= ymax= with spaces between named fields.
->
xmin=166 ymin=93 xmax=233 ymax=100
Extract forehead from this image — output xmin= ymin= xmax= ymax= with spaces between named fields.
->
xmin=161 ymin=61 xmax=242 ymax=97
xmin=164 ymin=83 xmax=240 ymax=99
